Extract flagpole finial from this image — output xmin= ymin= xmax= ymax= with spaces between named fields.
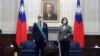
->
xmin=77 ymin=0 xmax=80 ymax=7
xmin=20 ymin=0 xmax=24 ymax=4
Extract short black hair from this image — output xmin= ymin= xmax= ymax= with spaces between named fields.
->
xmin=61 ymin=17 xmax=68 ymax=25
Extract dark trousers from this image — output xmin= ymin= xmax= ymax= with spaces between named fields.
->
xmin=60 ymin=41 xmax=70 ymax=56
xmin=36 ymin=41 xmax=46 ymax=56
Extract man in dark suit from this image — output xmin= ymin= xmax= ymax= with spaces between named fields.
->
xmin=43 ymin=3 xmax=57 ymax=20
xmin=32 ymin=15 xmax=48 ymax=56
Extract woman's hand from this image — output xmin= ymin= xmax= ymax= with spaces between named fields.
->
xmin=64 ymin=35 xmax=67 ymax=39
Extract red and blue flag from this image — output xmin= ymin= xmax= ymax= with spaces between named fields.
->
xmin=16 ymin=0 xmax=27 ymax=47
xmin=73 ymin=0 xmax=84 ymax=48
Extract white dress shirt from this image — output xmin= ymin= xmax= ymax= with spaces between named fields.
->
xmin=48 ymin=14 xmax=51 ymax=18
xmin=40 ymin=22 xmax=43 ymax=28
xmin=63 ymin=26 xmax=66 ymax=31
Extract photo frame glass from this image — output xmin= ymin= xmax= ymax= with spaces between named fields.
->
xmin=42 ymin=0 xmax=59 ymax=23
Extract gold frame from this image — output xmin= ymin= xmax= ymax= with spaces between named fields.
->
xmin=41 ymin=0 xmax=60 ymax=23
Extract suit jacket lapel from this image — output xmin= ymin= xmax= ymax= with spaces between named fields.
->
xmin=61 ymin=25 xmax=64 ymax=31
xmin=61 ymin=25 xmax=69 ymax=32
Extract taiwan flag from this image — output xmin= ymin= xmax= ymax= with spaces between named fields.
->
xmin=73 ymin=0 xmax=84 ymax=48
xmin=16 ymin=0 xmax=27 ymax=47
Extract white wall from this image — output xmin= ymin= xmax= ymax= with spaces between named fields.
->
xmin=0 ymin=0 xmax=99 ymax=35
xmin=25 ymin=0 xmax=100 ymax=35
xmin=24 ymin=0 xmax=76 ymax=27
xmin=99 ymin=0 xmax=100 ymax=34
xmin=83 ymin=0 xmax=99 ymax=35
xmin=0 ymin=0 xmax=1 ymax=29
xmin=0 ymin=0 xmax=18 ymax=34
